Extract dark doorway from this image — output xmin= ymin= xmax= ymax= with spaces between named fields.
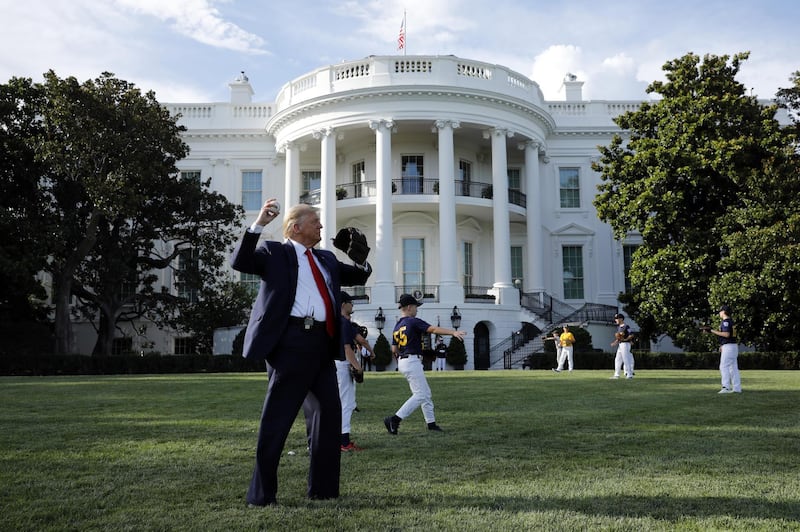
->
xmin=473 ymin=322 xmax=490 ymax=370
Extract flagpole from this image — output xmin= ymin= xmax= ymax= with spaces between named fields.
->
xmin=404 ymin=9 xmax=407 ymax=56
xmin=398 ymin=10 xmax=406 ymax=55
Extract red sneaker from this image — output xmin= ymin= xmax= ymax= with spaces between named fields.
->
xmin=340 ymin=442 xmax=364 ymax=452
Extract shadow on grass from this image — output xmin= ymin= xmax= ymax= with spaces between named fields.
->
xmin=369 ymin=493 xmax=800 ymax=522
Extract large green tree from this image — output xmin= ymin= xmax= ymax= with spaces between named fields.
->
xmin=593 ymin=52 xmax=798 ymax=350
xmin=3 ymin=71 xmax=244 ymax=355
xmin=0 ymin=78 xmax=54 ymax=354
xmin=70 ymin=172 xmax=244 ymax=356
xmin=709 ymin=71 xmax=800 ymax=351
xmin=36 ymin=71 xmax=191 ymax=354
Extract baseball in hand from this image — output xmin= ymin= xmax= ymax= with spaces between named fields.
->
xmin=267 ymin=201 xmax=281 ymax=216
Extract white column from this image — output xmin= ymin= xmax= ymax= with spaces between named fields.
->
xmin=522 ymin=141 xmax=545 ymax=293
xmin=434 ymin=120 xmax=463 ymax=304
xmin=369 ymin=119 xmax=395 ymax=305
xmin=487 ymin=128 xmax=515 ymax=304
xmin=283 ymin=142 xmax=300 ymax=211
xmin=313 ymin=128 xmax=336 ymax=249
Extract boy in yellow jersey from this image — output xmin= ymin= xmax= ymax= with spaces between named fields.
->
xmin=552 ymin=325 xmax=576 ymax=373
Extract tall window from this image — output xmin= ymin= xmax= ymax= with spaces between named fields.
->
xmin=508 ymin=168 xmax=521 ymax=191
xmin=111 ymin=337 xmax=132 ymax=356
xmin=463 ymin=241 xmax=473 ymax=292
xmin=459 ymin=159 xmax=472 ymax=196
xmin=181 ymin=170 xmax=202 ymax=211
xmin=401 ymin=155 xmax=424 ymax=194
xmin=511 ymin=246 xmax=523 ymax=289
xmin=300 ymin=170 xmax=321 ymax=204
xmin=120 ymin=271 xmax=138 ymax=301
xmin=176 ymin=248 xmax=199 ymax=303
xmin=181 ymin=170 xmax=202 ymax=183
xmin=302 ymin=170 xmax=321 ymax=193
xmin=174 ymin=337 xmax=196 ymax=355
xmin=623 ymin=245 xmax=639 ymax=294
xmin=562 ymin=245 xmax=584 ymax=299
xmin=242 ymin=170 xmax=262 ymax=210
xmin=508 ymin=168 xmax=522 ymax=205
xmin=240 ymin=272 xmax=260 ymax=299
xmin=402 ymin=238 xmax=425 ymax=292
xmin=559 ymin=167 xmax=580 ymax=208
xmin=352 ymin=160 xmax=366 ymax=198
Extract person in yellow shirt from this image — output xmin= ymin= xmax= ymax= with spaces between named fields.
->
xmin=552 ymin=325 xmax=576 ymax=373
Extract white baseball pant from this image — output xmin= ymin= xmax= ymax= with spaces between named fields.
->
xmin=719 ymin=343 xmax=741 ymax=392
xmin=396 ymin=356 xmax=435 ymax=423
xmin=335 ymin=360 xmax=357 ymax=434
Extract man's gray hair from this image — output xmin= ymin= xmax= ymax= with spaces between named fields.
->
xmin=282 ymin=204 xmax=317 ymax=239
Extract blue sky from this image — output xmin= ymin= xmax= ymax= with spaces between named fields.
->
xmin=1 ymin=0 xmax=797 ymax=104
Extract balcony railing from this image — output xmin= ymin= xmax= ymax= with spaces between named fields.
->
xmin=341 ymin=285 xmax=371 ymax=303
xmin=394 ymin=286 xmax=439 ymax=303
xmin=274 ymin=55 xmax=545 ymax=112
xmin=336 ymin=285 xmax=497 ymax=306
xmin=301 ymin=178 xmax=526 ymax=207
xmin=464 ymin=286 xmax=496 ymax=301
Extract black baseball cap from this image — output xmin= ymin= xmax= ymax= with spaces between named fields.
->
xmin=398 ymin=293 xmax=422 ymax=308
xmin=340 ymin=291 xmax=353 ymax=304
xmin=614 ymin=313 xmax=625 ymax=320
xmin=719 ymin=304 xmax=731 ymax=314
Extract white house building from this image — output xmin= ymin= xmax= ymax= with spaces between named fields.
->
xmin=76 ymin=55 xmax=652 ymax=367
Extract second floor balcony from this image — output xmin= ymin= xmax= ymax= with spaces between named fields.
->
xmin=300 ymin=177 xmax=526 ymax=208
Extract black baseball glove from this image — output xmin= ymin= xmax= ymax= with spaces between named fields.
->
xmin=333 ymin=227 xmax=370 ymax=264
xmin=350 ymin=366 xmax=364 ymax=383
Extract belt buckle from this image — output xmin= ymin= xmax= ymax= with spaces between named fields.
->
xmin=303 ymin=316 xmax=314 ymax=330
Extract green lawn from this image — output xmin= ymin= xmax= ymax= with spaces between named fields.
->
xmin=1 ymin=370 xmax=798 ymax=531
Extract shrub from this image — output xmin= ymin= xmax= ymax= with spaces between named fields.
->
xmin=373 ymin=333 xmax=392 ymax=368
xmin=446 ymin=338 xmax=467 ymax=367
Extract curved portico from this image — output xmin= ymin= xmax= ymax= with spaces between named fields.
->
xmin=267 ymin=55 xmax=551 ymax=314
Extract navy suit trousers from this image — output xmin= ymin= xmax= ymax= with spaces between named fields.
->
xmin=246 ymin=323 xmax=342 ymax=505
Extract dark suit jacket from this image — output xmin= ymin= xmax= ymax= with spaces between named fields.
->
xmin=231 ymin=231 xmax=372 ymax=362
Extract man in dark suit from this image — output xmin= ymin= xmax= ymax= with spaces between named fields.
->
xmin=231 ymin=199 xmax=371 ymax=506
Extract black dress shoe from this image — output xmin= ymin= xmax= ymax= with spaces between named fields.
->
xmin=309 ymin=493 xmax=339 ymax=501
xmin=247 ymin=500 xmax=276 ymax=508
xmin=384 ymin=416 xmax=399 ymax=435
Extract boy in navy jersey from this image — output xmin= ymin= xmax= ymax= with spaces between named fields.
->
xmin=384 ymin=294 xmax=466 ymax=435
xmin=704 ymin=304 xmax=741 ymax=394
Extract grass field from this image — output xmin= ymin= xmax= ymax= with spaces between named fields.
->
xmin=1 ymin=369 xmax=798 ymax=531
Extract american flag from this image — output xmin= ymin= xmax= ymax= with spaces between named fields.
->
xmin=397 ymin=13 xmax=406 ymax=51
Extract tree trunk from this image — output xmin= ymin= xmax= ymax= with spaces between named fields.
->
xmin=92 ymin=312 xmax=116 ymax=357
xmin=52 ymin=210 xmax=101 ymax=355
xmin=53 ymin=275 xmax=74 ymax=355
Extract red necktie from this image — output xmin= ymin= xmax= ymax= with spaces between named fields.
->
xmin=305 ymin=249 xmax=335 ymax=337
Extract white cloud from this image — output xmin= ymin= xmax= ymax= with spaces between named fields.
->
xmin=529 ymin=45 xmax=652 ymax=101
xmin=530 ymin=45 xmax=584 ymax=100
xmin=334 ymin=0 xmax=475 ymax=51
xmin=586 ymin=53 xmax=649 ymax=101
xmin=111 ymin=0 xmax=268 ymax=54
xmin=1 ymin=0 xmax=797 ymax=105
xmin=0 ymin=1 xmax=136 ymax=82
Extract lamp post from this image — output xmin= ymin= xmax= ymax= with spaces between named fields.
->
xmin=450 ymin=306 xmax=462 ymax=330
xmin=374 ymin=307 xmax=386 ymax=333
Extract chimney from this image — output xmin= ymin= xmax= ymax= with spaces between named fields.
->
xmin=229 ymin=71 xmax=254 ymax=104
xmin=563 ymin=72 xmax=584 ymax=101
